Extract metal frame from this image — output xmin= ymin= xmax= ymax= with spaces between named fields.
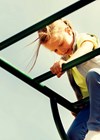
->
xmin=1 ymin=48 xmax=99 ymax=140
xmin=1 ymin=1 xmax=98 ymax=140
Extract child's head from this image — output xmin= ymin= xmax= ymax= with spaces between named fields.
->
xmin=38 ymin=19 xmax=74 ymax=55
xmin=28 ymin=19 xmax=74 ymax=71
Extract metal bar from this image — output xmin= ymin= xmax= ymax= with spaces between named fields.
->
xmin=33 ymin=48 xmax=100 ymax=83
xmin=73 ymin=97 xmax=89 ymax=110
xmin=50 ymin=98 xmax=69 ymax=140
xmin=0 ymin=0 xmax=95 ymax=51
xmin=1 ymin=58 xmax=78 ymax=113
xmin=1 ymin=47 xmax=99 ymax=112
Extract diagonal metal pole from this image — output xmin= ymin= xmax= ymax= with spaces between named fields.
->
xmin=33 ymin=48 xmax=100 ymax=83
xmin=0 ymin=58 xmax=78 ymax=113
xmin=0 ymin=0 xmax=95 ymax=51
xmin=1 ymin=48 xmax=100 ymax=112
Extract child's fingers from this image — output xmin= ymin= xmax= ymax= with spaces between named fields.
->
xmin=50 ymin=62 xmax=62 ymax=74
xmin=57 ymin=71 xmax=64 ymax=78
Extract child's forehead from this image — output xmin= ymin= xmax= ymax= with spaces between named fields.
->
xmin=44 ymin=35 xmax=63 ymax=51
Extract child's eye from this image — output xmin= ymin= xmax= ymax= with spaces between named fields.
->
xmin=54 ymin=49 xmax=58 ymax=52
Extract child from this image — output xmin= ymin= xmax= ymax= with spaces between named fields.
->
xmin=33 ymin=19 xmax=100 ymax=140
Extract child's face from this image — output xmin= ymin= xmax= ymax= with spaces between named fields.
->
xmin=44 ymin=21 xmax=74 ymax=56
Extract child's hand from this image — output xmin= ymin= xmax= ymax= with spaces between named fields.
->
xmin=50 ymin=61 xmax=64 ymax=78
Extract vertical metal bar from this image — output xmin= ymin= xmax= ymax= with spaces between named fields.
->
xmin=50 ymin=98 xmax=69 ymax=140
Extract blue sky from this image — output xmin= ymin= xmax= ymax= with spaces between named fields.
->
xmin=0 ymin=0 xmax=100 ymax=140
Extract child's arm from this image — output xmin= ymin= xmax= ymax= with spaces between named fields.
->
xmin=50 ymin=41 xmax=94 ymax=77
xmin=64 ymin=41 xmax=93 ymax=63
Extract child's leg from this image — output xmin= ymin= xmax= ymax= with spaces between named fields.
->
xmin=85 ymin=68 xmax=100 ymax=140
xmin=67 ymin=104 xmax=90 ymax=140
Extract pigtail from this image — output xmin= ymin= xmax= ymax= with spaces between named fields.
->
xmin=27 ymin=26 xmax=51 ymax=72
xmin=38 ymin=26 xmax=51 ymax=44
xmin=26 ymin=40 xmax=41 ymax=73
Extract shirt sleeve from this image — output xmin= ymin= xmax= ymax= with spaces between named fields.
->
xmin=76 ymin=33 xmax=99 ymax=50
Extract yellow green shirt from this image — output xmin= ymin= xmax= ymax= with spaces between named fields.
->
xmin=71 ymin=67 xmax=89 ymax=98
xmin=71 ymin=33 xmax=99 ymax=98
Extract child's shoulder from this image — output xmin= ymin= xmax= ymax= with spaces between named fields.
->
xmin=75 ymin=32 xmax=99 ymax=49
xmin=76 ymin=32 xmax=95 ymax=40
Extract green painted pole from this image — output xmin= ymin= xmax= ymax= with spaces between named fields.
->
xmin=0 ymin=0 xmax=95 ymax=51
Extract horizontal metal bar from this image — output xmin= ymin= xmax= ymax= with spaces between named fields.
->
xmin=33 ymin=48 xmax=100 ymax=83
xmin=0 ymin=0 xmax=95 ymax=51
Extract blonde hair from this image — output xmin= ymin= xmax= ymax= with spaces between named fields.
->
xmin=38 ymin=19 xmax=73 ymax=44
xmin=29 ymin=19 xmax=73 ymax=71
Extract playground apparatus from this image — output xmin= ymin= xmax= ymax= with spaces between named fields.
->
xmin=1 ymin=0 xmax=99 ymax=140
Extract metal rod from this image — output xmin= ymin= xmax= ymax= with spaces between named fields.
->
xmin=33 ymin=48 xmax=100 ymax=83
xmin=1 ymin=58 xmax=78 ymax=113
xmin=50 ymin=98 xmax=69 ymax=140
xmin=0 ymin=0 xmax=95 ymax=50
xmin=1 ymin=47 xmax=100 ymax=112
